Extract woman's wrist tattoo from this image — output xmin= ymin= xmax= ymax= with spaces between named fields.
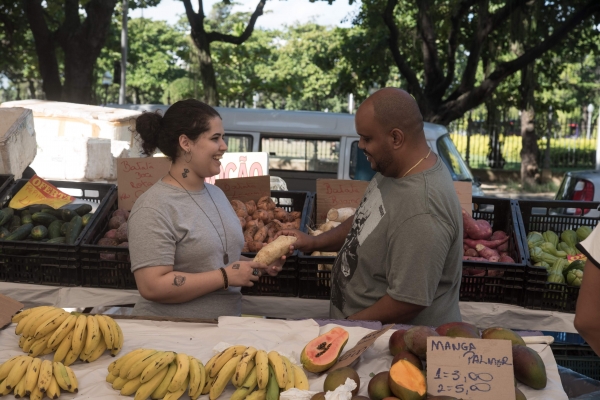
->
xmin=172 ymin=275 xmax=186 ymax=286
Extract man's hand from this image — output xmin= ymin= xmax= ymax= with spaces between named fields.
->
xmin=265 ymin=256 xmax=286 ymax=276
xmin=275 ymin=229 xmax=316 ymax=253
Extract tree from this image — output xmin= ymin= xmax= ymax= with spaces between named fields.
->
xmin=182 ymin=0 xmax=267 ymax=106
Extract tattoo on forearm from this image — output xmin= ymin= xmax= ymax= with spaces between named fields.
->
xmin=232 ymin=264 xmax=240 ymax=269
xmin=173 ymin=275 xmax=186 ymax=286
xmin=182 ymin=169 xmax=189 ymax=178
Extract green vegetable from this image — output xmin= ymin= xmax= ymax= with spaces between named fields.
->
xmin=5 ymin=223 xmax=33 ymax=241
xmin=548 ymin=270 xmax=566 ymax=284
xmin=557 ymin=242 xmax=578 ymax=256
xmin=566 ymin=269 xmax=583 ymax=286
xmin=550 ymin=258 xmax=569 ymax=274
xmin=541 ymin=242 xmax=567 ymax=258
xmin=562 ymin=260 xmax=585 ymax=278
xmin=576 ymin=226 xmax=593 ymax=242
xmin=534 ymin=261 xmax=550 ymax=269
xmin=543 ymin=231 xmax=559 ymax=248
xmin=530 ymin=247 xmax=559 ymax=265
xmin=527 ymin=232 xmax=545 ymax=249
xmin=560 ymin=230 xmax=578 ymax=248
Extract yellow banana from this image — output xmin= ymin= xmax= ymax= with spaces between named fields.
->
xmin=52 ymin=361 xmax=72 ymax=392
xmin=29 ymin=332 xmax=53 ymax=357
xmin=81 ymin=315 xmax=101 ymax=359
xmin=107 ymin=373 xmax=118 ymax=384
xmin=164 ymin=375 xmax=189 ymax=400
xmin=13 ymin=372 xmax=27 ymax=398
xmin=292 ymin=364 xmax=309 ymax=390
xmin=141 ymin=351 xmax=176 ymax=383
xmin=121 ymin=376 xmax=143 ymax=396
xmin=255 ymin=350 xmax=269 ymax=390
xmin=5 ymin=355 xmax=32 ymax=390
xmin=24 ymin=357 xmax=42 ymax=396
xmin=247 ymin=388 xmax=267 ymax=400
xmin=26 ymin=308 xmax=63 ymax=338
xmin=151 ymin=361 xmax=178 ymax=399
xmin=120 ymin=349 xmax=158 ymax=379
xmin=281 ymin=356 xmax=294 ymax=391
xmin=14 ymin=306 xmax=53 ymax=336
xmin=128 ymin=351 xmax=165 ymax=380
xmin=234 ymin=346 xmax=258 ymax=387
xmin=84 ymin=338 xmax=107 ymax=363
xmin=12 ymin=306 xmax=40 ymax=323
xmin=112 ymin=348 xmax=148 ymax=377
xmin=71 ymin=314 xmax=88 ymax=355
xmin=233 ymin=359 xmax=255 ymax=388
xmin=53 ymin=330 xmax=74 ymax=363
xmin=108 ymin=359 xmax=117 ymax=374
xmin=96 ymin=315 xmax=114 ymax=349
xmin=194 ymin=359 xmax=207 ymax=400
xmin=22 ymin=335 xmax=37 ymax=353
xmin=209 ymin=354 xmax=242 ymax=400
xmin=63 ymin=344 xmax=83 ymax=366
xmin=168 ymin=352 xmax=190 ymax=392
xmin=201 ymin=373 xmax=218 ymax=395
xmin=30 ymin=384 xmax=44 ymax=400
xmin=0 ymin=354 xmax=27 ymax=380
xmin=111 ymin=321 xmax=124 ymax=356
xmin=37 ymin=359 xmax=53 ymax=393
xmin=48 ymin=314 xmax=77 ymax=349
xmin=230 ymin=367 xmax=258 ymax=400
xmin=188 ymin=356 xmax=202 ymax=397
xmin=18 ymin=334 xmax=26 ymax=349
xmin=65 ymin=365 xmax=78 ymax=393
xmin=267 ymin=351 xmax=287 ymax=389
xmin=34 ymin=310 xmax=69 ymax=339
xmin=208 ymin=345 xmax=247 ymax=378
xmin=134 ymin=361 xmax=170 ymax=400
xmin=40 ymin=346 xmax=53 ymax=356
xmin=0 ymin=377 xmax=10 ymax=396
xmin=46 ymin=375 xmax=61 ymax=400
xmin=112 ymin=376 xmax=129 ymax=391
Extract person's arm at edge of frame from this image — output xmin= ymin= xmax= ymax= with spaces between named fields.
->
xmin=574 ymin=258 xmax=600 ymax=356
xmin=275 ymin=216 xmax=354 ymax=253
xmin=346 ymin=295 xmax=425 ymax=324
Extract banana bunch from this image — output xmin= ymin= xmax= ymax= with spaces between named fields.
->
xmin=12 ymin=306 xmax=124 ymax=365
xmin=0 ymin=355 xmax=78 ymax=399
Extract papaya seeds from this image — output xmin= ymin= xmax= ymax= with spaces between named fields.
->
xmin=301 ymin=327 xmax=349 ymax=373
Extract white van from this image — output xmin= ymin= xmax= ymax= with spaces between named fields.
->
xmin=115 ymin=105 xmax=483 ymax=195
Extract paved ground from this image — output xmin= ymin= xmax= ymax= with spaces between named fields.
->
xmin=479 ymin=183 xmax=555 ymax=201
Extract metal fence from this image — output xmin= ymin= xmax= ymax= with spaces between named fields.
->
xmin=448 ymin=117 xmax=599 ymax=171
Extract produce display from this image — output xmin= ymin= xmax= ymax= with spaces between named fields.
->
xmin=0 ymin=356 xmax=78 ymax=399
xmin=91 ymin=208 xmax=131 ymax=261
xmin=0 ymin=203 xmax=93 ymax=244
xmin=527 ymin=227 xmax=592 ymax=286
xmin=12 ymin=306 xmax=123 ymax=364
xmin=307 ymin=207 xmax=355 ymax=271
xmin=462 ymin=209 xmax=515 ymax=266
xmin=107 ymin=345 xmax=309 ymax=400
xmin=301 ymin=327 xmax=349 ymax=373
xmin=232 ymin=197 xmax=302 ymax=253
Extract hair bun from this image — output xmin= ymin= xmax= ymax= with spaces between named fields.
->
xmin=135 ymin=111 xmax=163 ymax=156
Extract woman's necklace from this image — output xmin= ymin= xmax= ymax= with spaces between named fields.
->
xmin=402 ymin=148 xmax=432 ymax=178
xmin=168 ymin=171 xmax=230 ymax=265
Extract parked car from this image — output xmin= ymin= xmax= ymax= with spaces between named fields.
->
xmin=555 ymin=170 xmax=600 ymax=217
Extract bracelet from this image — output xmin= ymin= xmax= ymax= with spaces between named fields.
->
xmin=219 ymin=267 xmax=229 ymax=290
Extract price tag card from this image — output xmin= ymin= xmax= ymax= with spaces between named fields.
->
xmin=117 ymin=157 xmax=171 ymax=211
xmin=316 ymin=179 xmax=370 ymax=225
xmin=0 ymin=294 xmax=24 ymax=330
xmin=427 ymin=337 xmax=515 ymax=400
xmin=215 ymin=176 xmax=271 ymax=203
xmin=453 ymin=181 xmax=473 ymax=217
xmin=329 ymin=324 xmax=394 ymax=372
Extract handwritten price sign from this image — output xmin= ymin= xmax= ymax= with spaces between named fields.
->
xmin=329 ymin=324 xmax=394 ymax=372
xmin=117 ymin=157 xmax=171 ymax=211
xmin=315 ymin=179 xmax=370 ymax=225
xmin=215 ymin=176 xmax=270 ymax=203
xmin=426 ymin=337 xmax=515 ymax=400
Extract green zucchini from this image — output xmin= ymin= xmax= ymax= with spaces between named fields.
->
xmin=61 ymin=209 xmax=77 ymax=222
xmin=20 ymin=214 xmax=33 ymax=225
xmin=81 ymin=213 xmax=93 ymax=226
xmin=0 ymin=226 xmax=10 ymax=239
xmin=47 ymin=237 xmax=66 ymax=244
xmin=6 ymin=223 xmax=33 ymax=241
xmin=31 ymin=212 xmax=58 ymax=226
xmin=0 ymin=208 xmax=14 ymax=226
xmin=66 ymin=215 xmax=83 ymax=245
xmin=8 ymin=216 xmax=21 ymax=232
xmin=60 ymin=222 xmax=69 ymax=236
xmin=48 ymin=220 xmax=64 ymax=240
xmin=31 ymin=225 xmax=49 ymax=240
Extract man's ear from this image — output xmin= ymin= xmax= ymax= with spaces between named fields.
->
xmin=390 ymin=128 xmax=405 ymax=149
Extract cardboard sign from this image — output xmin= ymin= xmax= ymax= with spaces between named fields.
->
xmin=9 ymin=175 xmax=75 ymax=209
xmin=454 ymin=181 xmax=473 ymax=217
xmin=316 ymin=179 xmax=370 ymax=225
xmin=117 ymin=157 xmax=171 ymax=210
xmin=0 ymin=294 xmax=24 ymax=330
xmin=329 ymin=324 xmax=394 ymax=371
xmin=215 ymin=176 xmax=271 ymax=203
xmin=205 ymin=152 xmax=269 ymax=184
xmin=426 ymin=337 xmax=515 ymax=400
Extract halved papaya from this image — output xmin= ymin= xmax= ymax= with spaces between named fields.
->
xmin=301 ymin=327 xmax=349 ymax=373
xmin=388 ymin=359 xmax=426 ymax=400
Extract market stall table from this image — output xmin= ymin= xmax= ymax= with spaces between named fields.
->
xmin=0 ymin=282 xmax=576 ymax=333
xmin=0 ymin=316 xmax=567 ymax=400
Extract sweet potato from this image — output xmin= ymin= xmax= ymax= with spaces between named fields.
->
xmin=253 ymin=210 xmax=269 ymax=224
xmin=118 ymin=242 xmax=129 ymax=248
xmin=115 ymin=223 xmax=128 ymax=243
xmin=491 ymin=230 xmax=508 ymax=241
xmin=267 ymin=237 xmax=275 ymax=244
xmin=499 ymin=255 xmax=515 ymax=263
xmin=254 ymin=225 xmax=269 ymax=243
xmin=290 ymin=211 xmax=301 ymax=220
xmin=242 ymin=244 xmax=249 ymax=252
xmin=497 ymin=241 xmax=509 ymax=252
xmin=274 ymin=208 xmax=289 ymax=222
xmin=326 ymin=207 xmax=356 ymax=223
xmin=475 ymin=244 xmax=500 ymax=260
xmin=98 ymin=238 xmax=119 ymax=246
xmin=267 ymin=210 xmax=274 ymax=223
xmin=267 ymin=223 xmax=278 ymax=239
xmin=231 ymin=199 xmax=247 ymax=213
xmin=239 ymin=217 xmax=247 ymax=230
xmin=104 ymin=229 xmax=118 ymax=239
xmin=254 ymin=235 xmax=297 ymax=265
xmin=257 ymin=196 xmax=276 ymax=211
xmin=464 ymin=248 xmax=478 ymax=257
xmin=100 ymin=252 xmax=116 ymax=260
xmin=247 ymin=241 xmax=264 ymax=252
xmin=108 ymin=216 xmax=126 ymax=230
xmin=463 ymin=236 xmax=509 ymax=250
xmin=247 ymin=219 xmax=264 ymax=230
xmin=245 ymin=200 xmax=257 ymax=215
xmin=113 ymin=209 xmax=130 ymax=221
xmin=462 ymin=209 xmax=492 ymax=240
xmin=488 ymin=256 xmax=500 ymax=262
xmin=292 ymin=218 xmax=301 ymax=230
xmin=246 ymin=215 xmax=253 ymax=223
xmin=244 ymin=225 xmax=259 ymax=242
xmin=319 ymin=220 xmax=341 ymax=232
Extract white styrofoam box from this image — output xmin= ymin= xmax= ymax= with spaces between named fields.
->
xmin=0 ymin=107 xmax=37 ymax=179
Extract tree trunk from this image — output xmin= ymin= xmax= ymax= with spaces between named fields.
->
xmin=196 ymin=43 xmax=219 ymax=106
xmin=520 ymin=63 xmax=539 ymax=187
xmin=28 ymin=80 xmax=36 ymax=99
xmin=62 ymin=43 xmax=97 ymax=103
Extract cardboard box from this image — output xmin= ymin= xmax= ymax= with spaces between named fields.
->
xmin=0 ymin=107 xmax=37 ymax=179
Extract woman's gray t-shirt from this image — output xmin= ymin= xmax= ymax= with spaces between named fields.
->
xmin=128 ymin=180 xmax=244 ymax=319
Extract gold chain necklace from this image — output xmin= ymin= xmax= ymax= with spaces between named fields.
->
xmin=402 ymin=148 xmax=432 ymax=178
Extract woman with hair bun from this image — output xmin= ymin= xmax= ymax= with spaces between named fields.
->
xmin=128 ymin=99 xmax=284 ymax=318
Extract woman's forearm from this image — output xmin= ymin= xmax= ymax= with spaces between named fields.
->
xmin=136 ymin=269 xmax=226 ymax=304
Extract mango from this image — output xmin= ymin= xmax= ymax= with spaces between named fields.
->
xmin=388 ymin=360 xmax=426 ymax=400
xmin=404 ymin=326 xmax=439 ymax=360
xmin=436 ymin=322 xmax=479 ymax=339
xmin=389 ymin=329 xmax=408 ymax=356
xmin=311 ymin=393 xmax=326 ymax=400
xmin=392 ymin=350 xmax=422 ymax=370
xmin=368 ymin=372 xmax=392 ymax=400
xmin=515 ymin=387 xmax=527 ymax=400
xmin=324 ymin=367 xmax=360 ymax=396
xmin=512 ymin=345 xmax=547 ymax=389
xmin=481 ymin=327 xmax=525 ymax=346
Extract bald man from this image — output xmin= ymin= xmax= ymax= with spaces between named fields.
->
xmin=278 ymin=88 xmax=463 ymax=325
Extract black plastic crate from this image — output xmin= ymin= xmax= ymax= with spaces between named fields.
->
xmin=517 ymin=200 xmax=600 ymax=312
xmin=551 ymin=344 xmax=600 ymax=381
xmin=0 ymin=174 xmax=14 ymax=204
xmin=0 ymin=179 xmax=116 ymax=286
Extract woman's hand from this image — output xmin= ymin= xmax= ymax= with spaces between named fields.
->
xmin=264 ymin=256 xmax=286 ymax=277
xmin=224 ymin=261 xmax=269 ymax=287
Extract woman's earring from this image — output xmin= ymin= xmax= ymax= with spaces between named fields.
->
xmin=184 ymin=150 xmax=192 ymax=163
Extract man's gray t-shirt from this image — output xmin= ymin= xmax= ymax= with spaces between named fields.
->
xmin=329 ymin=156 xmax=463 ymax=326
xmin=128 ymin=180 xmax=244 ymax=319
